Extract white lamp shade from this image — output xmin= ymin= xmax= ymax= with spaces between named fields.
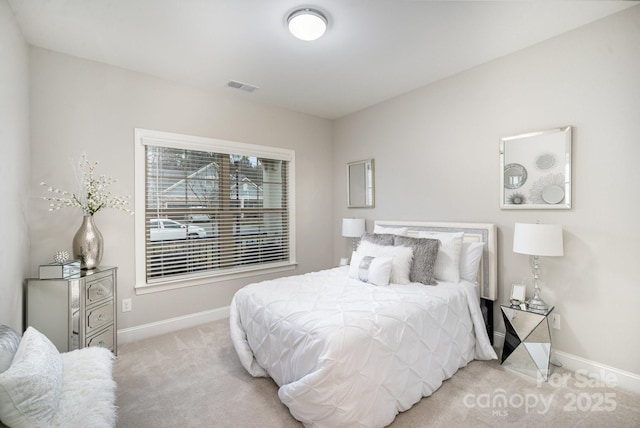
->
xmin=513 ymin=223 xmax=564 ymax=256
xmin=288 ymin=9 xmax=327 ymax=41
xmin=342 ymin=218 xmax=365 ymax=238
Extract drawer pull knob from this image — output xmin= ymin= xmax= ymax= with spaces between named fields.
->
xmin=98 ymin=340 xmax=105 ymax=347
xmin=97 ymin=314 xmax=106 ymax=321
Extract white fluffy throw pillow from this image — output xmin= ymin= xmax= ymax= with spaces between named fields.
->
xmin=0 ymin=327 xmax=63 ymax=428
xmin=0 ymin=325 xmax=21 ymax=374
xmin=355 ymin=241 xmax=413 ymax=284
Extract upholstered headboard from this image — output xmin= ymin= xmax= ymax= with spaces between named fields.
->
xmin=373 ymin=221 xmax=498 ymax=301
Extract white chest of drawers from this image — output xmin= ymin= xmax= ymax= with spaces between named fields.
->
xmin=26 ymin=266 xmax=117 ymax=355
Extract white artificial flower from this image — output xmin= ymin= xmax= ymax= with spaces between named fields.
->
xmin=41 ymin=154 xmax=133 ymax=216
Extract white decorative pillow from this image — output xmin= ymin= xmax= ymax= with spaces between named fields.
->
xmin=0 ymin=325 xmax=21 ymax=374
xmin=373 ymin=225 xmax=409 ymax=236
xmin=348 ymin=252 xmax=393 ymax=286
xmin=355 ymin=241 xmax=413 ymax=284
xmin=0 ymin=327 xmax=63 ymax=428
xmin=418 ymin=231 xmax=464 ymax=282
xmin=460 ymin=241 xmax=484 ymax=282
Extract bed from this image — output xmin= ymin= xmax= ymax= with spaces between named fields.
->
xmin=230 ymin=221 xmax=498 ymax=428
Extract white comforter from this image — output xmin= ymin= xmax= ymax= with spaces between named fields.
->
xmin=229 ymin=267 xmax=497 ymax=428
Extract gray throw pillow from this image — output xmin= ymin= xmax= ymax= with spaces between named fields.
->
xmin=0 ymin=325 xmax=21 ymax=373
xmin=360 ymin=232 xmax=395 ymax=246
xmin=394 ymin=236 xmax=440 ymax=285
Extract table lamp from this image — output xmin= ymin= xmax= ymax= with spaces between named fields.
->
xmin=513 ymin=223 xmax=564 ymax=311
xmin=342 ymin=218 xmax=365 ymax=252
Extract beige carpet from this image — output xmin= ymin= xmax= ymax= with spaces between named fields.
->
xmin=114 ymin=319 xmax=640 ymax=427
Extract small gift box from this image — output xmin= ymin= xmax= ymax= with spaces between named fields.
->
xmin=39 ymin=260 xmax=81 ymax=279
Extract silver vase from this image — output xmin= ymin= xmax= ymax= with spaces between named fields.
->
xmin=73 ymin=215 xmax=103 ymax=269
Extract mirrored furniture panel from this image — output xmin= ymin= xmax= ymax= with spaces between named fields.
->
xmin=26 ymin=266 xmax=118 ymax=355
xmin=501 ymin=303 xmax=553 ymax=380
xmin=347 ymin=159 xmax=374 ymax=208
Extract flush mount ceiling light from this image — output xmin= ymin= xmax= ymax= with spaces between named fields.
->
xmin=287 ymin=8 xmax=328 ymax=41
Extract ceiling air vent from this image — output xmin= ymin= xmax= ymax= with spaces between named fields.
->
xmin=227 ymin=80 xmax=259 ymax=93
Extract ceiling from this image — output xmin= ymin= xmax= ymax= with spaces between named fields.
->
xmin=8 ymin=0 xmax=637 ymax=119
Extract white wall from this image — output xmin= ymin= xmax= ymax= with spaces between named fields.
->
xmin=333 ymin=6 xmax=640 ymax=375
xmin=28 ymin=48 xmax=334 ymax=330
xmin=0 ymin=0 xmax=30 ymax=331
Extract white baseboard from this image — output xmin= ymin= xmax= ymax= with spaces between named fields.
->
xmin=493 ymin=331 xmax=640 ymax=395
xmin=117 ymin=306 xmax=230 ymax=344
xmin=553 ymin=350 xmax=640 ymax=395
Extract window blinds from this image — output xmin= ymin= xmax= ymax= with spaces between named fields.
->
xmin=143 ymin=144 xmax=290 ymax=282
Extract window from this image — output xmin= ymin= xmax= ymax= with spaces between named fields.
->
xmin=134 ymin=129 xmax=296 ymax=292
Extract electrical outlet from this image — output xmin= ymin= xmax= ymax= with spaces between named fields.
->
xmin=122 ymin=298 xmax=132 ymax=312
xmin=551 ymin=314 xmax=561 ymax=330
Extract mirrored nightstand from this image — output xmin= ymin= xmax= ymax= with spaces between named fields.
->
xmin=501 ymin=303 xmax=553 ymax=380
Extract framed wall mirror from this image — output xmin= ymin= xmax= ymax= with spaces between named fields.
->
xmin=347 ymin=159 xmax=375 ymax=208
xmin=500 ymin=126 xmax=572 ymax=209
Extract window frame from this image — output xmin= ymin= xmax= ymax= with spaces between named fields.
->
xmin=134 ymin=128 xmax=296 ymax=294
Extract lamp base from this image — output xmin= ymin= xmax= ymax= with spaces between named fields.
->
xmin=527 ymin=294 xmax=548 ymax=311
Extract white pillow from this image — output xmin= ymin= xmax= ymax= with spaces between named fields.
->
xmin=373 ymin=225 xmax=409 ymax=236
xmin=0 ymin=327 xmax=63 ymax=428
xmin=0 ymin=325 xmax=21 ymax=374
xmin=355 ymin=241 xmax=413 ymax=284
xmin=418 ymin=231 xmax=464 ymax=282
xmin=460 ymin=241 xmax=484 ymax=282
xmin=348 ymin=252 xmax=393 ymax=286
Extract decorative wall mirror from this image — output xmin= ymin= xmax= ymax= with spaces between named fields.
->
xmin=347 ymin=159 xmax=375 ymax=208
xmin=500 ymin=126 xmax=572 ymax=209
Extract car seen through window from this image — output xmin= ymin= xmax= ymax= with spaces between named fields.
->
xmin=149 ymin=219 xmax=206 ymax=241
